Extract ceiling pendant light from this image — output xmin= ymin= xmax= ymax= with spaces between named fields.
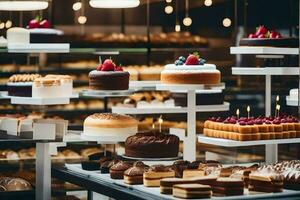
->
xmin=174 ymin=0 xmax=180 ymax=32
xmin=0 ymin=0 xmax=48 ymax=11
xmin=89 ymin=0 xmax=140 ymax=8
xmin=73 ymin=1 xmax=82 ymax=11
xmin=183 ymin=0 xmax=192 ymax=26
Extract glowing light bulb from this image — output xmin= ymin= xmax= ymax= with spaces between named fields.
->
xmin=72 ymin=2 xmax=82 ymax=11
xmin=183 ymin=17 xmax=192 ymax=26
xmin=222 ymin=18 xmax=231 ymax=27
xmin=204 ymin=0 xmax=212 ymax=7
xmin=166 ymin=0 xmax=172 ymax=2
xmin=164 ymin=5 xmax=173 ymax=14
xmin=78 ymin=16 xmax=87 ymax=24
xmin=0 ymin=23 xmax=5 ymax=29
xmin=5 ymin=20 xmax=12 ymax=28
xmin=175 ymin=24 xmax=181 ymax=32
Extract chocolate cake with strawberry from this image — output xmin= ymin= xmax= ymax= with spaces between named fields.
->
xmin=240 ymin=25 xmax=298 ymax=47
xmin=161 ymin=52 xmax=221 ymax=85
xmin=27 ymin=16 xmax=64 ymax=43
xmin=89 ymin=59 xmax=130 ymax=90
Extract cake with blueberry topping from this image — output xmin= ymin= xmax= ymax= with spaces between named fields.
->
xmin=161 ymin=53 xmax=221 ymax=85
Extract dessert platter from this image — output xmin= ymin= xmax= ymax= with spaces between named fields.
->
xmin=60 ymin=158 xmax=300 ymax=199
xmin=239 ymin=25 xmax=298 ymax=47
xmin=5 ymin=74 xmax=75 ymax=105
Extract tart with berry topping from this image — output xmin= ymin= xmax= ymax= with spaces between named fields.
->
xmin=240 ymin=25 xmax=298 ymax=47
xmin=88 ymin=59 xmax=130 ymax=90
xmin=161 ymin=53 xmax=221 ymax=85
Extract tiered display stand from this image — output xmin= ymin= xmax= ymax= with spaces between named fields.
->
xmin=198 ymin=46 xmax=300 ymax=164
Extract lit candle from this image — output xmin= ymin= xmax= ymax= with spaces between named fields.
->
xmin=276 ymin=104 xmax=281 ymax=118
xmin=236 ymin=109 xmax=240 ymax=119
xmin=99 ymin=56 xmax=102 ymax=64
xmin=152 ymin=123 xmax=155 ymax=130
xmin=247 ymin=106 xmax=250 ymax=119
xmin=158 ymin=115 xmax=163 ymax=133
xmin=276 ymin=95 xmax=280 ymax=103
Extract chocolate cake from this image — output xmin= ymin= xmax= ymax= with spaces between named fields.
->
xmin=89 ymin=70 xmax=129 ymax=90
xmin=239 ymin=38 xmax=298 ymax=47
xmin=7 ymin=74 xmax=41 ymax=97
xmin=125 ymin=131 xmax=179 ymax=158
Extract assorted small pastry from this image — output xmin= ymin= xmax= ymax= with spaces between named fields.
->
xmin=239 ymin=25 xmax=298 ymax=47
xmin=109 ymin=161 xmax=133 ymax=179
xmin=88 ymin=59 xmax=130 ymax=90
xmin=7 ymin=74 xmax=41 ymax=97
xmin=212 ymin=177 xmax=244 ymax=196
xmin=7 ymin=74 xmax=73 ymax=98
xmin=203 ymin=115 xmax=300 ymax=141
xmin=0 ymin=177 xmax=32 ymax=191
xmin=161 ymin=52 xmax=221 ymax=85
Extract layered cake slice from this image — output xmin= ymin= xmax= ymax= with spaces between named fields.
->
xmin=143 ymin=165 xmax=175 ymax=187
xmin=249 ymin=166 xmax=284 ymax=193
xmin=173 ymin=184 xmax=212 ymax=199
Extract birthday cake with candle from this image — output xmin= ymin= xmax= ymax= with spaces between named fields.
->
xmin=203 ymin=115 xmax=300 ymax=141
xmin=125 ymin=131 xmax=179 ymax=158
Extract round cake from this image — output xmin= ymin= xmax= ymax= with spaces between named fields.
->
xmin=125 ymin=131 xmax=179 ymax=158
xmin=83 ymin=113 xmax=138 ymax=137
xmin=161 ymin=64 xmax=221 ymax=85
xmin=88 ymin=58 xmax=130 ymax=90
xmin=89 ymin=70 xmax=129 ymax=90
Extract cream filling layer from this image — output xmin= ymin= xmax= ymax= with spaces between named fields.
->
xmin=164 ymin=64 xmax=216 ymax=70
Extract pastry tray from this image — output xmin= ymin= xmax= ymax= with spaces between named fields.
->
xmin=81 ymin=89 xmax=135 ymax=98
xmin=61 ymin=164 xmax=300 ymax=200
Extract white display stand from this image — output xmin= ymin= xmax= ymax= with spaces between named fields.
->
xmin=230 ymin=46 xmax=298 ymax=55
xmin=156 ymin=83 xmax=227 ymax=162
xmin=80 ymin=133 xmax=130 ymax=144
xmin=222 ymin=50 xmax=300 ymax=164
xmin=7 ymin=43 xmax=70 ymax=53
xmin=81 ymin=89 xmax=135 ymax=97
xmin=112 ymin=102 xmax=230 ymax=114
xmin=10 ymin=96 xmax=71 ymax=105
xmin=129 ymin=81 xmax=160 ymax=90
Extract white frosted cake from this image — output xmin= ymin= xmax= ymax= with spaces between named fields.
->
xmin=32 ymin=78 xmax=63 ymax=98
xmin=7 ymin=27 xmax=30 ymax=44
xmin=161 ymin=64 xmax=221 ymax=85
xmin=45 ymin=75 xmax=73 ymax=97
xmin=83 ymin=113 xmax=138 ymax=137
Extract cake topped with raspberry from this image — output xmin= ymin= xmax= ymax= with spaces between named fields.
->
xmin=89 ymin=58 xmax=130 ymax=90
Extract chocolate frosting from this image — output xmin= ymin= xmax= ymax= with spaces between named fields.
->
xmin=110 ymin=161 xmax=132 ymax=171
xmin=124 ymin=162 xmax=149 ymax=176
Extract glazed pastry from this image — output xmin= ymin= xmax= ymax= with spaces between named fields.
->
xmin=124 ymin=161 xmax=149 ymax=185
xmin=172 ymin=160 xmax=190 ymax=178
xmin=110 ymin=161 xmax=132 ymax=179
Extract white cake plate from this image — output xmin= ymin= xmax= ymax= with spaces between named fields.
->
xmin=81 ymin=89 xmax=134 ymax=98
xmin=121 ymin=153 xmax=183 ymax=161
xmin=156 ymin=83 xmax=225 ymax=93
xmin=80 ymin=133 xmax=131 ymax=144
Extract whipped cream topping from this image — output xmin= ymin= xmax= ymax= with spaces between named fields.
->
xmin=164 ymin=64 xmax=216 ymax=71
